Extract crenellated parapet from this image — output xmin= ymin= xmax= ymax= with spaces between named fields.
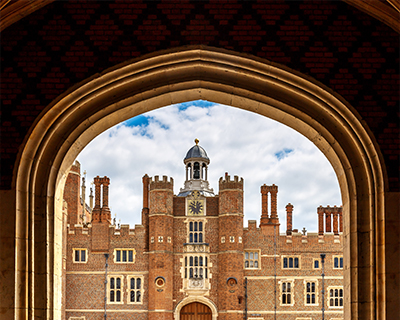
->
xmin=219 ymin=173 xmax=244 ymax=191
xmin=149 ymin=175 xmax=174 ymax=191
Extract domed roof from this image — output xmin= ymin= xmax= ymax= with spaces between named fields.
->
xmin=184 ymin=139 xmax=209 ymax=161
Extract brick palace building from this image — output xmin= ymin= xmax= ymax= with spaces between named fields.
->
xmin=64 ymin=140 xmax=344 ymax=320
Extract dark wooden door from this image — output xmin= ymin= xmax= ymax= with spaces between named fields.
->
xmin=180 ymin=302 xmax=212 ymax=320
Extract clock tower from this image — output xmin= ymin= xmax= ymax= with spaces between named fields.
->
xmin=177 ymin=139 xmax=215 ymax=198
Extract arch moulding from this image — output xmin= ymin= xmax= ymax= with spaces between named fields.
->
xmin=15 ymin=45 xmax=386 ymax=319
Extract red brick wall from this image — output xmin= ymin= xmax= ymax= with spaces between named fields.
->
xmin=0 ymin=0 xmax=398 ymax=191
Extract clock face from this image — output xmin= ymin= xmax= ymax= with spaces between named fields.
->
xmin=188 ymin=200 xmax=204 ymax=215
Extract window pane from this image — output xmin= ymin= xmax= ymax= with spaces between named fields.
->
xmin=245 ymin=252 xmax=249 ymax=259
xmin=189 ymin=233 xmax=193 ymax=242
xmin=335 ymin=299 xmax=338 ymax=306
xmin=130 ymin=291 xmax=135 ymax=302
xmin=81 ymin=250 xmax=86 ymax=262
xmin=249 ymin=260 xmax=253 ymax=268
xmin=330 ymin=299 xmax=333 ymax=306
xmin=116 ymin=278 xmax=121 ymax=289
xmin=195 ymin=256 xmax=198 ymax=266
xmin=340 ymin=257 xmax=343 ymax=268
xmin=312 ymin=294 xmax=315 ymax=304
xmin=137 ymin=278 xmax=141 ymax=289
xmin=110 ymin=291 xmax=115 ymax=302
xmin=334 ymin=257 xmax=338 ymax=268
xmin=255 ymin=252 xmax=258 ymax=259
xmin=307 ymin=282 xmax=310 ymax=292
xmin=137 ymin=291 xmax=141 ymax=302
xmin=190 ymin=268 xmax=193 ymax=278
xmin=245 ymin=261 xmax=249 ymax=268
xmin=283 ymin=257 xmax=287 ymax=268
xmin=282 ymin=283 xmax=286 ymax=292
xmin=340 ymin=298 xmax=343 ymax=306
xmin=75 ymin=250 xmax=80 ymax=262
xmin=307 ymin=295 xmax=310 ymax=304
xmin=199 ymin=222 xmax=203 ymax=231
xmin=194 ymin=233 xmax=198 ymax=243
xmin=190 ymin=256 xmax=193 ymax=266
xmin=122 ymin=250 xmax=127 ymax=262
xmin=282 ymin=294 xmax=286 ymax=304
xmin=294 ymin=257 xmax=299 ymax=268
xmin=185 ymin=257 xmax=187 ymax=266
xmin=194 ymin=222 xmax=198 ymax=231
xmin=254 ymin=261 xmax=258 ymax=268
xmin=199 ymin=233 xmax=203 ymax=242
xmin=131 ymin=278 xmax=135 ymax=289
xmin=185 ymin=268 xmax=187 ymax=278
xmin=116 ymin=250 xmax=121 ymax=262
xmin=315 ymin=260 xmax=319 ymax=268
xmin=110 ymin=278 xmax=115 ymax=289
xmin=287 ymin=294 xmax=291 ymax=304
xmin=311 ymin=282 xmax=315 ymax=292
xmin=190 ymin=222 xmax=193 ymax=231
xmin=335 ymin=289 xmax=338 ymax=297
xmin=129 ymin=250 xmax=133 ymax=262
xmin=199 ymin=268 xmax=203 ymax=277
xmin=199 ymin=256 xmax=203 ymax=266
xmin=289 ymin=258 xmax=293 ymax=268
xmin=287 ymin=283 xmax=291 ymax=292
xmin=116 ymin=290 xmax=121 ymax=302
xmin=205 ymin=257 xmax=207 ymax=266
xmin=205 ymin=268 xmax=208 ymax=278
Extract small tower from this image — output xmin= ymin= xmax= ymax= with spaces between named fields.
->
xmin=177 ymin=139 xmax=214 ymax=197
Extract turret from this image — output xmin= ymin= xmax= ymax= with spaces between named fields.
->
xmin=218 ymin=173 xmax=244 ymax=315
xmin=148 ymin=175 xmax=174 ymax=319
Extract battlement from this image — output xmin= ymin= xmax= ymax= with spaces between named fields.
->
xmin=219 ymin=173 xmax=244 ymax=191
xmin=149 ymin=175 xmax=174 ymax=191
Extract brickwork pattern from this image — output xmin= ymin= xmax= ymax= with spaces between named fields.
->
xmin=1 ymin=0 xmax=398 ymax=190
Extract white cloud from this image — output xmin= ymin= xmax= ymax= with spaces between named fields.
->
xmin=76 ymin=102 xmax=341 ymax=232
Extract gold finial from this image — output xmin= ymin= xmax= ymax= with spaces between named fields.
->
xmin=195 ymin=138 xmax=199 ymax=145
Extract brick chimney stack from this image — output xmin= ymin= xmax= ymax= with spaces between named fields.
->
xmin=286 ymin=203 xmax=293 ymax=235
xmin=91 ymin=176 xmax=111 ymax=224
xmin=260 ymin=184 xmax=280 ymax=235
xmin=318 ymin=205 xmax=343 ymax=235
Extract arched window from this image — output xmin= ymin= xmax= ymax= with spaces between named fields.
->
xmin=194 ymin=162 xmax=200 ymax=179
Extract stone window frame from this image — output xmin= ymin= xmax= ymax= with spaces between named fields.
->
xmin=186 ymin=218 xmax=207 ymax=244
xmin=333 ymin=255 xmax=343 ymax=269
xmin=244 ymin=249 xmax=261 ymax=269
xmin=313 ymin=258 xmax=321 ymax=269
xmin=184 ymin=254 xmax=209 ymax=279
xmin=279 ymin=279 xmax=295 ymax=306
xmin=282 ymin=255 xmax=301 ymax=269
xmin=107 ymin=275 xmax=124 ymax=304
xmin=327 ymin=286 xmax=344 ymax=308
xmin=72 ymin=248 xmax=88 ymax=264
xmin=303 ymin=279 xmax=319 ymax=306
xmin=126 ymin=275 xmax=144 ymax=305
xmin=113 ymin=248 xmax=136 ymax=263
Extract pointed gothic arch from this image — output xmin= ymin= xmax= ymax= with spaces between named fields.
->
xmin=15 ymin=46 xmax=386 ymax=319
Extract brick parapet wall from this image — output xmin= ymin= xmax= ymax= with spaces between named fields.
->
xmin=1 ymin=0 xmax=398 ymax=191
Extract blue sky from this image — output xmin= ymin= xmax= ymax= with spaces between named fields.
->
xmin=77 ymin=101 xmax=341 ymax=232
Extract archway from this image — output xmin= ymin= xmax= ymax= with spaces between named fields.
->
xmin=180 ymin=302 xmax=212 ymax=320
xmin=15 ymin=46 xmax=385 ymax=319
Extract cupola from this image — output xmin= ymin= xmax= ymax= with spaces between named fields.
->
xmin=177 ymin=139 xmax=214 ymax=197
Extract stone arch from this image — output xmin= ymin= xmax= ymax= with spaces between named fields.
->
xmin=15 ymin=46 xmax=386 ymax=319
xmin=175 ymin=297 xmax=218 ymax=320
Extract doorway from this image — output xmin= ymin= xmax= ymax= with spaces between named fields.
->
xmin=180 ymin=302 xmax=212 ymax=320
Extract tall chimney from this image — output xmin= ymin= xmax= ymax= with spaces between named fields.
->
xmin=142 ymin=174 xmax=150 ymax=209
xmin=260 ymin=185 xmax=269 ymax=226
xmin=318 ymin=206 xmax=324 ymax=235
xmin=286 ymin=203 xmax=293 ymax=235
xmin=325 ymin=206 xmax=332 ymax=233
